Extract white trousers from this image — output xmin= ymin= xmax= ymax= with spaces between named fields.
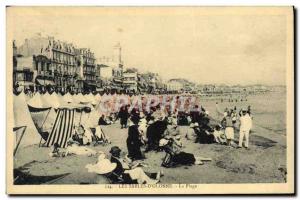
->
xmin=239 ymin=129 xmax=250 ymax=147
xmin=124 ymin=167 xmax=153 ymax=184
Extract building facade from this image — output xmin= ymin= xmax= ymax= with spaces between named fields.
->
xmin=13 ymin=41 xmax=35 ymax=92
xmin=76 ymin=48 xmax=97 ymax=93
xmin=122 ymin=71 xmax=138 ymax=93
xmin=16 ymin=34 xmax=100 ymax=93
xmin=166 ymin=79 xmax=184 ymax=93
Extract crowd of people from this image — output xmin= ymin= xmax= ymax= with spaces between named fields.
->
xmin=45 ymin=92 xmax=253 ymax=184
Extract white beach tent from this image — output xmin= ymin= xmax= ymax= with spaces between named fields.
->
xmin=73 ymin=93 xmax=81 ymax=104
xmin=81 ymin=104 xmax=101 ymax=128
xmin=52 ymin=92 xmax=67 ymax=107
xmin=87 ymin=93 xmax=97 ymax=105
xmin=95 ymin=93 xmax=101 ymax=102
xmin=13 ymin=92 xmax=41 ymax=155
xmin=62 ymin=92 xmax=74 ymax=104
xmin=40 ymin=92 xmax=60 ymax=109
xmin=78 ymin=94 xmax=88 ymax=104
xmin=27 ymin=92 xmax=51 ymax=110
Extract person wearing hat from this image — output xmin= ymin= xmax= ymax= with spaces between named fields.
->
xmin=145 ymin=116 xmax=168 ymax=152
xmin=213 ymin=125 xmax=226 ymax=144
xmin=127 ymin=115 xmax=144 ymax=160
xmin=98 ymin=114 xmax=110 ymax=126
xmin=163 ymin=120 xmax=179 ymax=138
xmin=138 ymin=117 xmax=148 ymax=144
xmin=109 ymin=146 xmax=160 ymax=184
xmin=194 ymin=116 xmax=214 ymax=144
xmin=159 ymin=136 xmax=208 ymax=167
xmin=221 ymin=111 xmax=235 ymax=146
xmin=118 ymin=105 xmax=129 ymax=129
xmin=238 ymin=108 xmax=252 ymax=149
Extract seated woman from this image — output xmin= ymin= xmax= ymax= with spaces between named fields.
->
xmin=109 ymin=146 xmax=161 ymax=184
xmin=186 ymin=123 xmax=197 ymax=141
xmin=160 ymin=136 xmax=211 ymax=168
xmin=98 ymin=115 xmax=111 ymax=126
xmin=195 ymin=117 xmax=215 ymax=144
xmin=213 ymin=125 xmax=226 ymax=144
xmin=73 ymin=125 xmax=92 ymax=145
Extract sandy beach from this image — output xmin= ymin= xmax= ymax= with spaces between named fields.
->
xmin=14 ymin=92 xmax=287 ymax=184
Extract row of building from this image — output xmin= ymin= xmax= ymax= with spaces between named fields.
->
xmin=13 ymin=33 xmax=184 ymax=94
xmin=13 ymin=33 xmax=273 ymax=95
xmin=13 ymin=33 xmax=124 ymax=93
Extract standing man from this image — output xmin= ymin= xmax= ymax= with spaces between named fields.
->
xmin=238 ymin=108 xmax=252 ymax=149
xmin=118 ymin=105 xmax=129 ymax=129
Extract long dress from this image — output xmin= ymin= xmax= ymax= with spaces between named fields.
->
xmin=118 ymin=108 xmax=129 ymax=127
xmin=127 ymin=125 xmax=143 ymax=160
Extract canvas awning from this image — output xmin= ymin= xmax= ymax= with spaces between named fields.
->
xmin=36 ymin=79 xmax=55 ymax=86
xmin=18 ymin=81 xmax=34 ymax=87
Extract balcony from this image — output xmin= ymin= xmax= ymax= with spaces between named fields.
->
xmin=83 ymin=70 xmax=96 ymax=75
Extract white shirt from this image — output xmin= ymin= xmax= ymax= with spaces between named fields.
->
xmin=240 ymin=114 xmax=252 ymax=131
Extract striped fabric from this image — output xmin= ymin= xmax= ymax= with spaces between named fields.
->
xmin=45 ymin=109 xmax=75 ymax=148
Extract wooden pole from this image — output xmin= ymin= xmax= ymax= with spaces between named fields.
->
xmin=13 ymin=126 xmax=27 ymax=156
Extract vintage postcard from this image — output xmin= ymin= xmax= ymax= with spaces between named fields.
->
xmin=6 ymin=6 xmax=294 ymax=194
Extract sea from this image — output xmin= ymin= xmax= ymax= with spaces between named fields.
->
xmin=199 ymin=91 xmax=287 ymax=135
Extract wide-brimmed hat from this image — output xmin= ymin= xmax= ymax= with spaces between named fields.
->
xmin=109 ymin=146 xmax=122 ymax=155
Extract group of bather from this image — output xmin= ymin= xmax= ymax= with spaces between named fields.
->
xmin=48 ymin=93 xmax=253 ymax=184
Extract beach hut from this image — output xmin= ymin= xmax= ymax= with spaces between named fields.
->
xmin=86 ymin=93 xmax=96 ymax=105
xmin=13 ymin=92 xmax=41 ymax=155
xmin=51 ymin=92 xmax=67 ymax=108
xmin=62 ymin=92 xmax=74 ymax=104
xmin=27 ymin=92 xmax=51 ymax=111
xmin=28 ymin=95 xmax=88 ymax=148
xmin=40 ymin=92 xmax=61 ymax=109
xmin=94 ymin=93 xmax=101 ymax=102
xmin=44 ymin=106 xmax=76 ymax=148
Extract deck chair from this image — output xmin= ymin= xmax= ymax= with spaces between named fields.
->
xmin=91 ymin=126 xmax=110 ymax=146
xmin=105 ymin=172 xmax=138 ymax=184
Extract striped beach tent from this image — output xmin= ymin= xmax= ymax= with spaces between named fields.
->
xmin=45 ymin=108 xmax=75 ymax=148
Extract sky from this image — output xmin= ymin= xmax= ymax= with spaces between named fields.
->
xmin=8 ymin=7 xmax=288 ymax=85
